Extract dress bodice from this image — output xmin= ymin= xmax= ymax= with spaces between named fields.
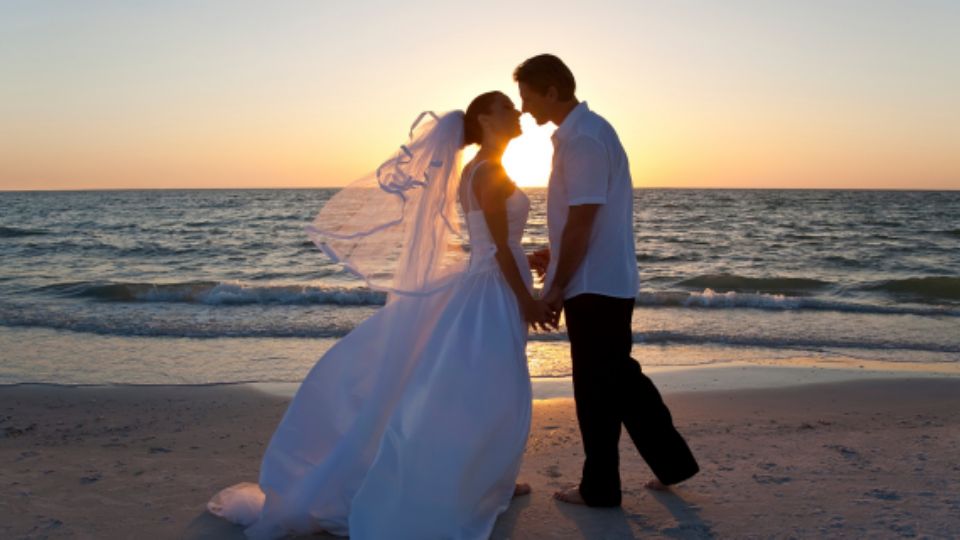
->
xmin=459 ymin=162 xmax=531 ymax=277
xmin=464 ymin=192 xmax=529 ymax=252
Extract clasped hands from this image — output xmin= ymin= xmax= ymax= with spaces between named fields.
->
xmin=524 ymin=248 xmax=561 ymax=332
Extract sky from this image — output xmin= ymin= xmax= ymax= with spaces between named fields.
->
xmin=1 ymin=0 xmax=958 ymax=190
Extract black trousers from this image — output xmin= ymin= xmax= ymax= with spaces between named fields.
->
xmin=564 ymin=293 xmax=699 ymax=507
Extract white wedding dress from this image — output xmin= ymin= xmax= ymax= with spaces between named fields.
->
xmin=208 ymin=162 xmax=533 ymax=540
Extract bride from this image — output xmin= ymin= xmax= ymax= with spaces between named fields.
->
xmin=207 ymin=91 xmax=552 ymax=539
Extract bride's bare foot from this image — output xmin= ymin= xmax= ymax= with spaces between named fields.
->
xmin=553 ymin=485 xmax=586 ymax=505
xmin=513 ymin=482 xmax=531 ymax=497
xmin=645 ymin=478 xmax=669 ymax=491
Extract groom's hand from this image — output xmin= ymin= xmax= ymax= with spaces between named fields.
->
xmin=522 ymin=298 xmax=553 ymax=332
xmin=527 ymin=248 xmax=550 ymax=281
xmin=543 ymin=287 xmax=564 ymax=330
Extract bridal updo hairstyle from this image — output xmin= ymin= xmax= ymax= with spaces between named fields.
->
xmin=512 ymin=54 xmax=576 ymax=101
xmin=462 ymin=91 xmax=506 ymax=148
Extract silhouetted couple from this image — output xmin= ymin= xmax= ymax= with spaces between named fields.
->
xmin=208 ymin=54 xmax=698 ymax=540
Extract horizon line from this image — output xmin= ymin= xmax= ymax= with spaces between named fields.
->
xmin=2 ymin=185 xmax=958 ymax=193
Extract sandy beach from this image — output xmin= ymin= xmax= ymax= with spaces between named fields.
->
xmin=2 ymin=369 xmax=959 ymax=539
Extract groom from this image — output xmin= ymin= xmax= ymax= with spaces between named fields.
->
xmin=516 ymin=54 xmax=699 ymax=507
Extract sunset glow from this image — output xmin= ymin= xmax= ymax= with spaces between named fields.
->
xmin=1 ymin=1 xmax=958 ymax=191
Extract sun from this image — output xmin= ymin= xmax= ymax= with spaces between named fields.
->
xmin=503 ymin=115 xmax=555 ymax=187
xmin=462 ymin=115 xmax=555 ymax=188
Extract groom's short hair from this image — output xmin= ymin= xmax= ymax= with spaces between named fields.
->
xmin=513 ymin=54 xmax=576 ymax=101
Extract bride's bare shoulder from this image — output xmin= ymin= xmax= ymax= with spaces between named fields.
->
xmin=471 ymin=163 xmax=515 ymax=205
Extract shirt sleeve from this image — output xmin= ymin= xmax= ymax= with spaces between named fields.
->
xmin=562 ymin=135 xmax=609 ymax=206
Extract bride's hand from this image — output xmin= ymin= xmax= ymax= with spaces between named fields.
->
xmin=527 ymin=248 xmax=550 ymax=280
xmin=522 ymin=298 xmax=553 ymax=332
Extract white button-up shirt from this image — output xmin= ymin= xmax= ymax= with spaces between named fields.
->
xmin=545 ymin=102 xmax=639 ymax=300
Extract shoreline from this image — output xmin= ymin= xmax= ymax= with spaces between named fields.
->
xmin=6 ymin=359 xmax=958 ymax=399
xmin=4 ymin=323 xmax=958 ymax=387
xmin=2 ymin=366 xmax=959 ymax=537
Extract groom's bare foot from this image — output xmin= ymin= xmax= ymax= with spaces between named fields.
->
xmin=513 ymin=482 xmax=531 ymax=497
xmin=645 ymin=478 xmax=669 ymax=491
xmin=553 ymin=485 xmax=587 ymax=505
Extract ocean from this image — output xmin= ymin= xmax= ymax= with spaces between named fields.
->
xmin=1 ymin=188 xmax=958 ymax=385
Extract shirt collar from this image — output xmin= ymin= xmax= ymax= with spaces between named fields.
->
xmin=551 ymin=101 xmax=589 ymax=145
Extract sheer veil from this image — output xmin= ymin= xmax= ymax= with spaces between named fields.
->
xmin=306 ymin=111 xmax=469 ymax=299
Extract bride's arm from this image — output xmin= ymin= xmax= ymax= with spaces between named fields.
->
xmin=473 ymin=164 xmax=550 ymax=330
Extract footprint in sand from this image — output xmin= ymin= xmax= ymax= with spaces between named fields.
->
xmin=865 ymin=488 xmax=901 ymax=501
xmin=544 ymin=465 xmax=563 ymax=478
xmin=80 ymin=472 xmax=102 ymax=485
xmin=751 ymin=474 xmax=792 ymax=485
xmin=824 ymin=444 xmax=860 ymax=460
